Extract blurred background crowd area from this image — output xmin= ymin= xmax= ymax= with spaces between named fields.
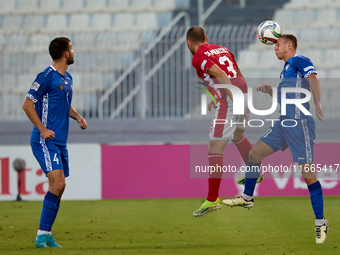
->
xmin=0 ymin=0 xmax=339 ymax=144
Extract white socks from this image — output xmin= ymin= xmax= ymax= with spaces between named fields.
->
xmin=315 ymin=218 xmax=325 ymax=227
xmin=37 ymin=230 xmax=51 ymax=235
xmin=241 ymin=192 xmax=253 ymax=201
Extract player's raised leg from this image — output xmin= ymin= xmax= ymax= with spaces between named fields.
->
xmin=192 ymin=139 xmax=228 ymax=217
xmin=35 ymin=169 xmax=65 ymax=248
xmin=300 ymin=162 xmax=329 ymax=244
xmin=223 ymin=140 xmax=274 ymax=208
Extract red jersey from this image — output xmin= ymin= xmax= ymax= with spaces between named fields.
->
xmin=192 ymin=43 xmax=247 ymax=100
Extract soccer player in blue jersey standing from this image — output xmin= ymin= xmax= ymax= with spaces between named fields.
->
xmin=22 ymin=37 xmax=87 ymax=248
xmin=223 ymin=34 xmax=329 ymax=244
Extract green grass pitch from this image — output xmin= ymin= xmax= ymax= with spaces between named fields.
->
xmin=0 ymin=196 xmax=339 ymax=255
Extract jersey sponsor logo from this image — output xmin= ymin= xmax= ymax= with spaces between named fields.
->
xmin=201 ymin=60 xmax=207 ymax=71
xmin=303 ymin=66 xmax=314 ymax=72
xmin=30 ymin=82 xmax=40 ymax=91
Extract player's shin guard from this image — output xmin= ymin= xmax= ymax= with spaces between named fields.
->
xmin=308 ymin=181 xmax=324 ymax=224
xmin=243 ymin=161 xmax=261 ymax=198
xmin=207 ymin=153 xmax=223 ymax=202
xmin=233 ymin=134 xmax=252 ymax=165
xmin=39 ymin=191 xmax=59 ymax=231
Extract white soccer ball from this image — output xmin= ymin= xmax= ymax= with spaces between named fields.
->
xmin=257 ymin=20 xmax=282 ymax=45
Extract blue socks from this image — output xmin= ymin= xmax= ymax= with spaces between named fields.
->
xmin=39 ymin=191 xmax=60 ymax=232
xmin=308 ymin=181 xmax=324 ymax=220
xmin=243 ymin=161 xmax=261 ymax=197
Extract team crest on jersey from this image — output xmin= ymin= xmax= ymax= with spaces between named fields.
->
xmin=30 ymin=82 xmax=40 ymax=91
xmin=59 ymin=85 xmax=64 ymax=91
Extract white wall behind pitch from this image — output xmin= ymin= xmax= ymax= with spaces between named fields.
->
xmin=0 ymin=144 xmax=101 ymax=201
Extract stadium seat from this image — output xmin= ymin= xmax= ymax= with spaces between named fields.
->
xmin=134 ymin=13 xmax=159 ymax=31
xmin=80 ymin=73 xmax=104 ymax=91
xmin=29 ymin=34 xmax=51 ymax=53
xmin=2 ymin=74 xmax=17 ymax=92
xmin=107 ymin=0 xmax=130 ymax=12
xmin=67 ymin=14 xmax=90 ymax=33
xmin=4 ymin=34 xmax=29 ymax=53
xmin=284 ymin=0 xmax=310 ymax=10
xmin=308 ymin=0 xmax=334 ymax=9
xmin=18 ymin=74 xmax=37 ymax=93
xmin=331 ymin=0 xmax=340 ymax=8
xmin=73 ymin=34 xmax=96 ymax=52
xmin=273 ymin=9 xmax=295 ymax=29
xmin=237 ymin=50 xmax=259 ymax=70
xmin=313 ymin=10 xmax=337 ymax=29
xmin=113 ymin=14 xmax=135 ymax=31
xmin=130 ymin=0 xmax=153 ymax=12
xmin=44 ymin=15 xmax=67 ymax=33
xmin=257 ymin=50 xmax=282 ymax=70
xmin=83 ymin=0 xmax=107 ymax=13
xmin=0 ymin=0 xmax=16 ymax=15
xmin=90 ymin=14 xmax=112 ymax=32
xmin=31 ymin=54 xmax=52 ymax=73
xmin=23 ymin=16 xmax=45 ymax=34
xmin=294 ymin=10 xmax=317 ymax=29
xmin=153 ymin=0 xmax=176 ymax=11
xmin=16 ymin=0 xmax=38 ymax=15
xmin=0 ymin=16 xmax=23 ymax=35
xmin=61 ymin=0 xmax=84 ymax=14
xmin=37 ymin=0 xmax=61 ymax=14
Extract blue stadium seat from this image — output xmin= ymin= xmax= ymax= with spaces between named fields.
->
xmin=284 ymin=0 xmax=311 ymax=10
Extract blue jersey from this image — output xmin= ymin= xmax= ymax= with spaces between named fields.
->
xmin=278 ymin=55 xmax=317 ymax=119
xmin=26 ymin=65 xmax=73 ymax=146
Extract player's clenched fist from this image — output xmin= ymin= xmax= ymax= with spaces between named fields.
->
xmin=257 ymin=83 xmax=272 ymax=94
xmin=77 ymin=117 xmax=87 ymax=130
xmin=41 ymin=129 xmax=55 ymax=140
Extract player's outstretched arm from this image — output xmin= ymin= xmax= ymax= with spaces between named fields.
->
xmin=307 ymin=73 xmax=323 ymax=121
xmin=207 ymin=64 xmax=233 ymax=101
xmin=22 ymin=98 xmax=55 ymax=140
xmin=257 ymin=83 xmax=273 ymax=97
xmin=69 ymin=105 xmax=87 ymax=130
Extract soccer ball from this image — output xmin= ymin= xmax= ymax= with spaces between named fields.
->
xmin=257 ymin=20 xmax=282 ymax=45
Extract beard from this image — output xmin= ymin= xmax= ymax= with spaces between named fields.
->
xmin=67 ymin=56 xmax=74 ymax=65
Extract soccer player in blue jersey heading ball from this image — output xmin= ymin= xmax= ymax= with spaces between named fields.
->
xmin=223 ymin=34 xmax=329 ymax=244
xmin=23 ymin=37 xmax=87 ymax=248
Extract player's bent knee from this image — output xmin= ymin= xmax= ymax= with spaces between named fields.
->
xmin=249 ymin=148 xmax=262 ymax=163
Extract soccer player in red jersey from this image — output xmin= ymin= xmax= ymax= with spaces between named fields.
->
xmin=187 ymin=26 xmax=258 ymax=216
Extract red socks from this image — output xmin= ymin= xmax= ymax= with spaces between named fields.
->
xmin=207 ymin=153 xmax=223 ymax=202
xmin=232 ymin=134 xmax=252 ymax=165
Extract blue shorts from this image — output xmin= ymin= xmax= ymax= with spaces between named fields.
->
xmin=31 ymin=141 xmax=69 ymax=177
xmin=260 ymin=117 xmax=315 ymax=163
